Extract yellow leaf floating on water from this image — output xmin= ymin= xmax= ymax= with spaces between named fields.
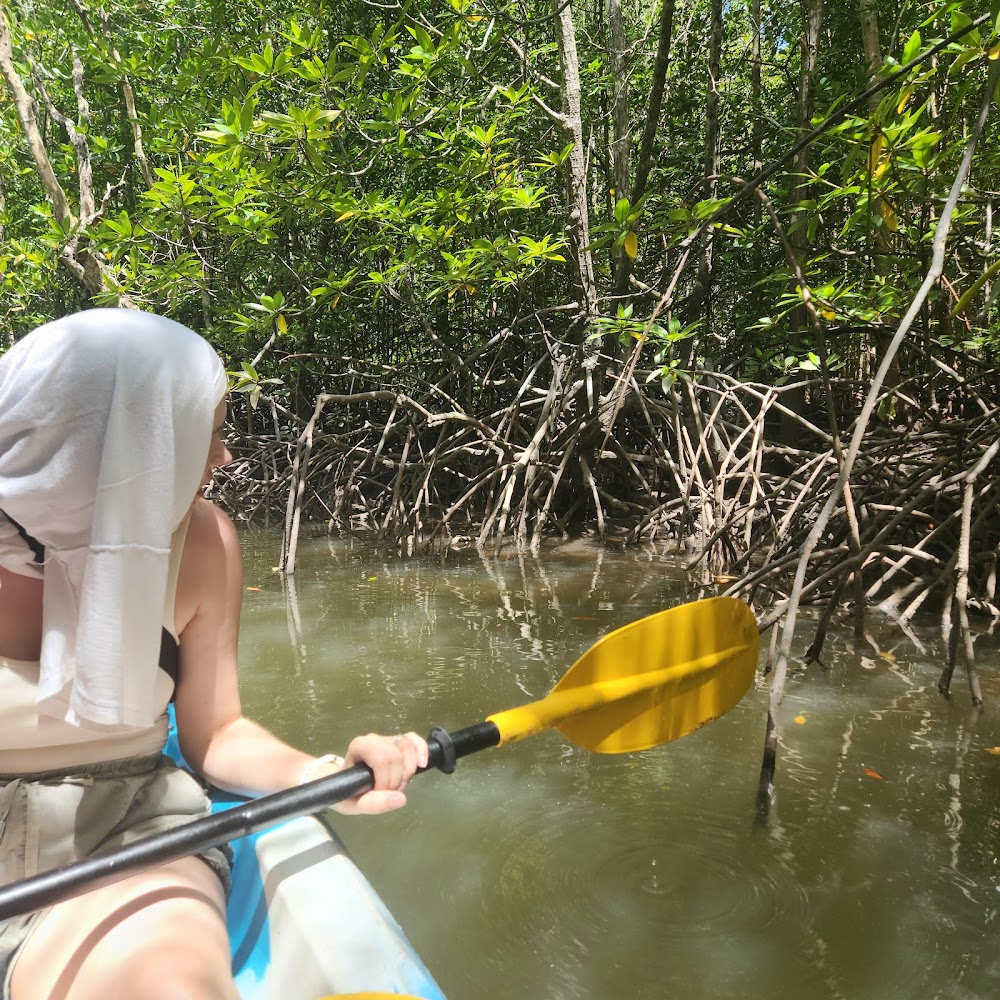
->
xmin=794 ymin=715 xmax=807 ymax=725
xmin=863 ymin=768 xmax=884 ymax=780
xmin=246 ymin=586 xmax=263 ymax=592
xmin=984 ymin=747 xmax=1000 ymax=755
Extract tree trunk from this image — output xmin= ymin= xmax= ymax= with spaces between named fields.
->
xmin=688 ymin=0 xmax=723 ymax=340
xmin=858 ymin=0 xmax=900 ymax=387
xmin=553 ymin=0 xmax=603 ymax=466
xmin=780 ymin=0 xmax=823 ymax=450
xmin=608 ymin=0 xmax=631 ymax=300
xmin=612 ymin=0 xmax=676 ymax=300
xmin=751 ymin=0 xmax=762 ymax=238
xmin=0 ymin=2 xmax=135 ymax=306
xmin=554 ymin=0 xmax=599 ymax=336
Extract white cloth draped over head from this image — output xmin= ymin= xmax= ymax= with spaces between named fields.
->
xmin=0 ymin=309 xmax=227 ymax=731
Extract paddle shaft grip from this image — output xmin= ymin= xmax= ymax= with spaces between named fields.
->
xmin=0 ymin=721 xmax=500 ymax=920
xmin=424 ymin=721 xmax=500 ymax=773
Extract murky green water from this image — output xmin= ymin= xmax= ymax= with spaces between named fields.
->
xmin=236 ymin=529 xmax=1000 ymax=1000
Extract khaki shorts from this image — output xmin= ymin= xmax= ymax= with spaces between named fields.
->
xmin=0 ymin=753 xmax=232 ymax=999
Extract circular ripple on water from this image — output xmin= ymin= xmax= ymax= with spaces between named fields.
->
xmin=478 ymin=790 xmax=813 ymax=966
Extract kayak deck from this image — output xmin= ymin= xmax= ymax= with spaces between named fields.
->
xmin=165 ymin=719 xmax=445 ymax=998
xmin=220 ymin=797 xmax=446 ymax=999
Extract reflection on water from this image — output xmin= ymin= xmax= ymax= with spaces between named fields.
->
xmin=236 ymin=529 xmax=1000 ymax=1000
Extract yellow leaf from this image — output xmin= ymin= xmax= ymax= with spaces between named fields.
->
xmin=794 ymin=715 xmax=806 ymax=725
xmin=330 ymin=295 xmax=340 ymax=311
xmin=896 ymin=85 xmax=914 ymax=115
xmin=275 ymin=313 xmax=288 ymax=334
xmin=862 ymin=768 xmax=884 ymax=780
xmin=984 ymin=747 xmax=1000 ymax=755
xmin=867 ymin=134 xmax=884 ymax=174
xmin=880 ymin=198 xmax=898 ymax=231
xmin=821 ymin=308 xmax=835 ymax=321
xmin=335 ymin=211 xmax=355 ymax=223
xmin=624 ymin=231 xmax=638 ymax=260
xmin=246 ymin=586 xmax=263 ymax=592
xmin=989 ymin=43 xmax=1000 ymax=60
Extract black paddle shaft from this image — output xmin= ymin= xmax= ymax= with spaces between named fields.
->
xmin=0 ymin=721 xmax=500 ymax=921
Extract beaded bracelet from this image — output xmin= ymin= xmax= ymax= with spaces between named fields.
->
xmin=299 ymin=753 xmax=345 ymax=784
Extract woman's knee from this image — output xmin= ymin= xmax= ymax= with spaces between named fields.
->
xmin=10 ymin=860 xmax=235 ymax=1000
xmin=111 ymin=944 xmax=239 ymax=1000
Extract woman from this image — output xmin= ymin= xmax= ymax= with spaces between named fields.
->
xmin=0 ymin=309 xmax=428 ymax=999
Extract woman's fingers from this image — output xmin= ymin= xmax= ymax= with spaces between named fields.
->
xmin=395 ymin=731 xmax=428 ymax=789
xmin=342 ymin=731 xmax=430 ymax=798
xmin=334 ymin=789 xmax=408 ymax=816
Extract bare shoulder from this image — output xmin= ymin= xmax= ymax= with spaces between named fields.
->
xmin=175 ymin=500 xmax=243 ymax=633
xmin=186 ymin=497 xmax=240 ymax=558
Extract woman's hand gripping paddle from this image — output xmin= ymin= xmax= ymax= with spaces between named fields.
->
xmin=0 ymin=596 xmax=759 ymax=919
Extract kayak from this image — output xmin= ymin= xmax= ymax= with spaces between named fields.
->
xmin=217 ymin=793 xmax=447 ymax=999
xmin=165 ymin=720 xmax=446 ymax=999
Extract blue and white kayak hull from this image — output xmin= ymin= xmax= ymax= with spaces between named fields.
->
xmin=223 ymin=806 xmax=446 ymax=999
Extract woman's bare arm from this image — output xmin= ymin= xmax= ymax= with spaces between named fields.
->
xmin=172 ymin=499 xmax=426 ymax=812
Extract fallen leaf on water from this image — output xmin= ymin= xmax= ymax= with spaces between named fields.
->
xmin=367 ymin=576 xmax=378 ymax=581
xmin=794 ymin=715 xmax=807 ymax=725
xmin=863 ymin=768 xmax=884 ymax=780
xmin=984 ymin=747 xmax=1000 ymax=755
xmin=246 ymin=586 xmax=263 ymax=592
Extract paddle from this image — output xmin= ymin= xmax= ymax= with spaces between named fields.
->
xmin=0 ymin=596 xmax=758 ymax=920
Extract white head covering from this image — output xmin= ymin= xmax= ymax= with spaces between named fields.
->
xmin=0 ymin=308 xmax=227 ymax=730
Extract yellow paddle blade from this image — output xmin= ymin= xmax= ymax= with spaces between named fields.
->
xmin=487 ymin=596 xmax=759 ymax=753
